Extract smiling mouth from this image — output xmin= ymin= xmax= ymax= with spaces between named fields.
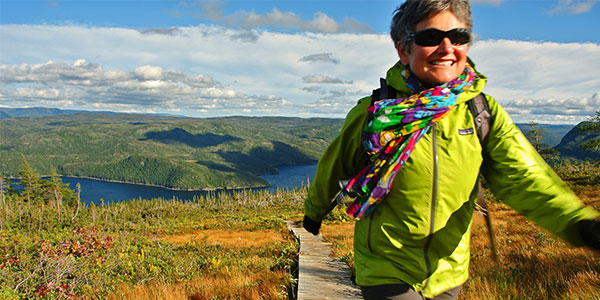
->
xmin=430 ymin=61 xmax=454 ymax=66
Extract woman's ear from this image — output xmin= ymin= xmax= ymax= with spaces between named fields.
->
xmin=396 ymin=41 xmax=410 ymax=65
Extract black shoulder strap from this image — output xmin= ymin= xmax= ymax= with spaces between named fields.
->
xmin=467 ymin=93 xmax=492 ymax=144
xmin=467 ymin=93 xmax=498 ymax=262
xmin=371 ymin=78 xmax=397 ymax=105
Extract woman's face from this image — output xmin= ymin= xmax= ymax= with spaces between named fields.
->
xmin=397 ymin=10 xmax=469 ymax=87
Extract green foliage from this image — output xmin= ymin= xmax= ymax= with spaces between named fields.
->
xmin=552 ymin=160 xmax=600 ymax=186
xmin=0 ymin=114 xmax=342 ymax=190
xmin=525 ymin=122 xmax=547 ymax=151
xmin=516 ymin=123 xmax=573 ymax=148
xmin=0 ymin=156 xmax=305 ymax=299
xmin=580 ymin=111 xmax=600 ymax=152
xmin=554 ymin=120 xmax=600 ymax=162
xmin=524 ymin=122 xmax=560 ymax=163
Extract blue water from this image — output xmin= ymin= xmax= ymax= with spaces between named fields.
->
xmin=5 ymin=165 xmax=317 ymax=205
xmin=259 ymin=165 xmax=316 ymax=190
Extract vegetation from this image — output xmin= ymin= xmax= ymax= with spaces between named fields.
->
xmin=2 ymin=109 xmax=599 ymax=299
xmin=1 ymin=109 xmax=593 ymax=192
xmin=0 ymin=113 xmax=342 ymax=190
xmin=0 ymin=158 xmax=304 ymax=300
xmin=516 ymin=123 xmax=573 ymax=148
xmin=581 ymin=111 xmax=600 ymax=151
xmin=524 ymin=122 xmax=560 ymax=163
xmin=554 ymin=111 xmax=600 ymax=162
xmin=2 ymin=154 xmax=600 ymax=300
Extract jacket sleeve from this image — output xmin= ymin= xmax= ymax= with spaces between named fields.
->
xmin=481 ymin=95 xmax=600 ymax=246
xmin=304 ymin=98 xmax=370 ymax=221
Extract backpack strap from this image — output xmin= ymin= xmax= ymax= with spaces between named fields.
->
xmin=371 ymin=78 xmax=398 ymax=105
xmin=467 ymin=93 xmax=498 ymax=262
xmin=468 ymin=93 xmax=492 ymax=144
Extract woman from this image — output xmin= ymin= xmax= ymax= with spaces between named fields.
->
xmin=303 ymin=0 xmax=600 ymax=299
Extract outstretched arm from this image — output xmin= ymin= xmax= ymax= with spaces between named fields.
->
xmin=481 ymin=95 xmax=600 ymax=248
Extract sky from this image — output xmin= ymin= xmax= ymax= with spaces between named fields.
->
xmin=1 ymin=0 xmax=599 ymax=124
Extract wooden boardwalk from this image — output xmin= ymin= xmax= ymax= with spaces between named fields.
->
xmin=286 ymin=221 xmax=362 ymax=300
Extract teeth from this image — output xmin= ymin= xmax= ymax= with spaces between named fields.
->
xmin=431 ymin=61 xmax=453 ymax=66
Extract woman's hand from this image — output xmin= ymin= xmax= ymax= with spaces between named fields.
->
xmin=303 ymin=215 xmax=322 ymax=235
xmin=578 ymin=219 xmax=600 ymax=251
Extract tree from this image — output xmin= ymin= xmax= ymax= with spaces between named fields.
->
xmin=18 ymin=154 xmax=42 ymax=202
xmin=581 ymin=111 xmax=600 ymax=152
xmin=525 ymin=122 xmax=559 ymax=163
xmin=15 ymin=154 xmax=76 ymax=206
xmin=525 ymin=121 xmax=547 ymax=151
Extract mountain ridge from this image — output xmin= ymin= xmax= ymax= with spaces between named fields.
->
xmin=0 ymin=110 xmax=343 ymax=190
xmin=2 ymin=107 xmax=596 ymax=191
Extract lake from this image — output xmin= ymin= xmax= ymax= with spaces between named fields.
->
xmin=7 ymin=165 xmax=317 ymax=205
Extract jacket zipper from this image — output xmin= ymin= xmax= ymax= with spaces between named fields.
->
xmin=422 ymin=124 xmax=438 ymax=291
xmin=368 ymin=213 xmax=374 ymax=253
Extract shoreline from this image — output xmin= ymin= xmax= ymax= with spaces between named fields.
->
xmin=4 ymin=174 xmax=272 ymax=192
xmin=63 ymin=176 xmax=273 ymax=192
xmin=2 ymin=163 xmax=318 ymax=192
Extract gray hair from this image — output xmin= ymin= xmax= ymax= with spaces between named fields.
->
xmin=391 ymin=0 xmax=472 ymax=53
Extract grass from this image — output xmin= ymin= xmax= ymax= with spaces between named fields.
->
xmin=0 ymin=170 xmax=304 ymax=300
xmin=1 ymin=160 xmax=599 ymax=299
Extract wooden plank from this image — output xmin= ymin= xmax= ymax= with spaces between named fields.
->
xmin=287 ymin=221 xmax=362 ymax=300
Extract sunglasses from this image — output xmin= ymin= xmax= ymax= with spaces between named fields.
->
xmin=409 ymin=28 xmax=471 ymax=47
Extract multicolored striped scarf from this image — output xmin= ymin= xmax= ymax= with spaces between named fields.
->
xmin=344 ymin=63 xmax=477 ymax=219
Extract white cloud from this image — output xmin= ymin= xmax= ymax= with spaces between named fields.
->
xmin=300 ymin=53 xmax=339 ymax=64
xmin=135 ymin=65 xmax=163 ymax=80
xmin=468 ymin=39 xmax=600 ymax=123
xmin=0 ymin=24 xmax=598 ymax=123
xmin=302 ymin=74 xmax=352 ymax=84
xmin=183 ymin=0 xmax=373 ymax=34
xmin=548 ymin=0 xmax=597 ymax=15
xmin=139 ymin=27 xmax=182 ymax=36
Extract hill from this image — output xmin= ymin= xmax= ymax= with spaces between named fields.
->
xmin=0 ymin=106 xmax=178 ymax=119
xmin=0 ymin=107 xmax=102 ymax=119
xmin=0 ymin=113 xmax=344 ymax=190
xmin=516 ymin=123 xmax=574 ymax=147
xmin=554 ymin=121 xmax=600 ymax=161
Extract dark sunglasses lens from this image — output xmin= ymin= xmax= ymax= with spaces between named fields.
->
xmin=414 ymin=29 xmax=443 ymax=46
xmin=448 ymin=29 xmax=471 ymax=45
xmin=413 ymin=28 xmax=471 ymax=46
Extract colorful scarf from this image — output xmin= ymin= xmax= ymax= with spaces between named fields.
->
xmin=344 ymin=63 xmax=477 ymax=219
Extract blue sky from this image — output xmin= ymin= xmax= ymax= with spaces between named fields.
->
xmin=1 ymin=0 xmax=599 ymax=124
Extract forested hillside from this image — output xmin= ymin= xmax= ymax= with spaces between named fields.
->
xmin=0 ymin=113 xmax=343 ymax=190
xmin=555 ymin=121 xmax=600 ymax=161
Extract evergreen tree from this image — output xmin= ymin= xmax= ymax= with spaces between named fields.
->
xmin=18 ymin=154 xmax=40 ymax=188
xmin=18 ymin=154 xmax=42 ymax=202
xmin=526 ymin=121 xmax=547 ymax=151
xmin=581 ymin=111 xmax=600 ymax=152
xmin=525 ymin=122 xmax=559 ymax=162
xmin=16 ymin=154 xmax=76 ymax=206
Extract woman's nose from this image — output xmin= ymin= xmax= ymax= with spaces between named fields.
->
xmin=437 ymin=37 xmax=455 ymax=53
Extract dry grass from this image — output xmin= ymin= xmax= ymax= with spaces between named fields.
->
xmin=320 ymin=186 xmax=600 ymax=300
xmin=161 ymin=229 xmax=286 ymax=248
xmin=320 ymin=223 xmax=355 ymax=269
xmin=109 ymin=268 xmax=291 ymax=300
xmin=106 ymin=228 xmax=294 ymax=300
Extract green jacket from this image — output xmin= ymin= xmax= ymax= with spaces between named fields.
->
xmin=304 ymin=61 xmax=599 ymax=297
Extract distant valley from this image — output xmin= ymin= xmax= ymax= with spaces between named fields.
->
xmin=0 ymin=108 xmax=342 ymax=190
xmin=1 ymin=107 xmax=597 ymax=190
